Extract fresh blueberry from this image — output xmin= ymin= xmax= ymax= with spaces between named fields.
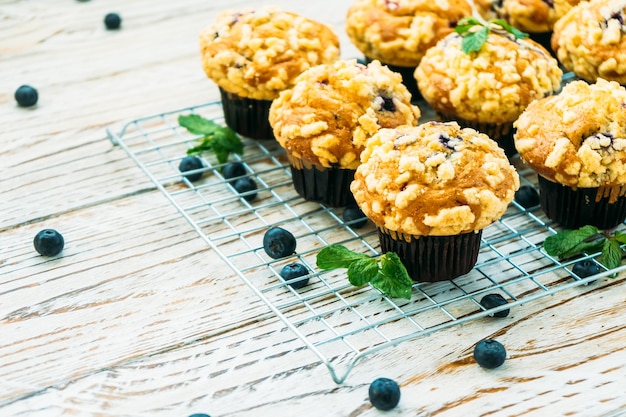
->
xmin=15 ymin=85 xmax=38 ymax=107
xmin=368 ymin=377 xmax=401 ymax=411
xmin=280 ymin=263 xmax=310 ymax=289
xmin=33 ymin=229 xmax=64 ymax=257
xmin=104 ymin=13 xmax=122 ymax=30
xmin=233 ymin=177 xmax=257 ymax=201
xmin=514 ymin=185 xmax=540 ymax=209
xmin=480 ymin=293 xmax=510 ymax=318
xmin=263 ymin=227 xmax=296 ymax=259
xmin=343 ymin=205 xmax=368 ymax=229
xmin=572 ymin=259 xmax=601 ymax=278
xmin=187 ymin=414 xmax=211 ymax=417
xmin=178 ymin=156 xmax=204 ymax=182
xmin=222 ymin=161 xmax=246 ymax=184
xmin=473 ymin=339 xmax=507 ymax=369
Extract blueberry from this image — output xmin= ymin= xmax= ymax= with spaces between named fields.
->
xmin=104 ymin=13 xmax=122 ymax=30
xmin=263 ymin=227 xmax=296 ymax=259
xmin=280 ymin=263 xmax=310 ymax=289
xmin=572 ymin=259 xmax=601 ymax=278
xmin=473 ymin=339 xmax=507 ymax=369
xmin=480 ymin=293 xmax=510 ymax=318
xmin=178 ymin=156 xmax=204 ymax=182
xmin=343 ymin=205 xmax=368 ymax=229
xmin=15 ymin=85 xmax=38 ymax=107
xmin=187 ymin=414 xmax=211 ymax=417
xmin=33 ymin=229 xmax=64 ymax=257
xmin=233 ymin=177 xmax=257 ymax=201
xmin=368 ymin=377 xmax=401 ymax=411
xmin=514 ymin=185 xmax=540 ymax=209
xmin=222 ymin=161 xmax=246 ymax=184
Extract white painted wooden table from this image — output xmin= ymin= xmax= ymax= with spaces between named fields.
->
xmin=2 ymin=1 xmax=626 ymax=416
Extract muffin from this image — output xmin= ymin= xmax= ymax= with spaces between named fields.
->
xmin=414 ymin=19 xmax=563 ymax=158
xmin=269 ymin=59 xmax=421 ymax=207
xmin=514 ymin=78 xmax=626 ymax=230
xmin=473 ymin=0 xmax=584 ymax=56
xmin=199 ymin=6 xmax=340 ymax=140
xmin=551 ymin=0 xmax=626 ymax=85
xmin=345 ymin=0 xmax=473 ymax=99
xmin=350 ymin=122 xmax=520 ymax=282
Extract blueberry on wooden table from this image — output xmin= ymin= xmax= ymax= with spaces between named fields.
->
xmin=368 ymin=377 xmax=401 ymax=411
xmin=263 ymin=227 xmax=296 ymax=259
xmin=473 ymin=339 xmax=507 ymax=369
xmin=280 ymin=263 xmax=310 ymax=289
xmin=514 ymin=185 xmax=540 ymax=209
xmin=15 ymin=85 xmax=38 ymax=107
xmin=178 ymin=156 xmax=204 ymax=182
xmin=480 ymin=293 xmax=510 ymax=317
xmin=572 ymin=259 xmax=601 ymax=278
xmin=233 ymin=177 xmax=258 ymax=202
xmin=33 ymin=229 xmax=64 ymax=257
xmin=104 ymin=13 xmax=122 ymax=30
xmin=222 ymin=161 xmax=246 ymax=184
xmin=343 ymin=204 xmax=368 ymax=229
xmin=187 ymin=414 xmax=211 ymax=417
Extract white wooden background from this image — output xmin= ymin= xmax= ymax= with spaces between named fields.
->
xmin=2 ymin=0 xmax=626 ymax=416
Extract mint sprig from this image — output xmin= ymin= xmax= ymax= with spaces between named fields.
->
xmin=454 ymin=17 xmax=528 ymax=54
xmin=316 ymin=245 xmax=413 ymax=299
xmin=543 ymin=226 xmax=626 ymax=271
xmin=178 ymin=114 xmax=243 ymax=165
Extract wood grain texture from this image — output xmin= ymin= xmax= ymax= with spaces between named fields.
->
xmin=2 ymin=1 xmax=626 ymax=416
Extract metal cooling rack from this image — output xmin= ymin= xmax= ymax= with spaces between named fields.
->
xmin=107 ymin=100 xmax=626 ymax=384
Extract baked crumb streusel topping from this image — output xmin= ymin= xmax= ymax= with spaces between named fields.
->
xmin=269 ymin=59 xmax=421 ymax=169
xmin=514 ymin=79 xmax=626 ymax=189
xmin=414 ymin=31 xmax=563 ymax=124
xmin=199 ymin=7 xmax=340 ymax=100
xmin=345 ymin=0 xmax=472 ymax=67
xmin=552 ymin=0 xmax=626 ymax=85
xmin=351 ymin=122 xmax=519 ymax=236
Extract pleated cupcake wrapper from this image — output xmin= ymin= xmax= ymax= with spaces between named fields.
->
xmin=219 ymin=87 xmax=275 ymax=140
xmin=364 ymin=56 xmax=422 ymax=102
xmin=377 ymin=227 xmax=483 ymax=283
xmin=288 ymin=155 xmax=356 ymax=207
xmin=538 ymin=176 xmax=626 ymax=230
xmin=435 ymin=112 xmax=517 ymax=158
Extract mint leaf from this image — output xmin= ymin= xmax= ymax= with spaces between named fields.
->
xmin=543 ymin=225 xmax=600 ymax=257
xmin=462 ymin=26 xmax=489 ymax=54
xmin=491 ymin=19 xmax=528 ymax=39
xmin=178 ymin=114 xmax=222 ymax=135
xmin=179 ymin=114 xmax=244 ymax=164
xmin=601 ymin=239 xmax=623 ymax=270
xmin=317 ymin=245 xmax=370 ymax=270
xmin=347 ymin=258 xmax=379 ymax=287
xmin=371 ymin=253 xmax=413 ymax=300
xmin=454 ymin=16 xmax=483 ymax=35
xmin=455 ymin=18 xmax=529 ymax=54
xmin=614 ymin=231 xmax=626 ymax=244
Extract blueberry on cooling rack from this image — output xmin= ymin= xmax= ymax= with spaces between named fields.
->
xmin=514 ymin=185 xmax=540 ymax=209
xmin=178 ymin=156 xmax=204 ymax=182
xmin=343 ymin=204 xmax=368 ymax=229
xmin=479 ymin=293 xmax=510 ymax=318
xmin=572 ymin=259 xmax=601 ymax=279
xmin=222 ymin=161 xmax=247 ymax=184
xmin=280 ymin=262 xmax=310 ymax=289
xmin=263 ymin=227 xmax=296 ymax=259
xmin=233 ymin=176 xmax=258 ymax=202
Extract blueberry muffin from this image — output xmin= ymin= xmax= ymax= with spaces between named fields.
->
xmin=552 ymin=0 xmax=626 ymax=85
xmin=414 ymin=20 xmax=563 ymax=157
xmin=199 ymin=6 xmax=340 ymax=139
xmin=345 ymin=0 xmax=473 ymax=99
xmin=514 ymin=78 xmax=626 ymax=229
xmin=351 ymin=122 xmax=520 ymax=282
xmin=269 ymin=59 xmax=421 ymax=207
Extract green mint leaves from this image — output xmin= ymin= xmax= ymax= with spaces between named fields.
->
xmin=543 ymin=225 xmax=626 ymax=271
xmin=316 ymin=245 xmax=413 ymax=299
xmin=454 ymin=17 xmax=528 ymax=54
xmin=178 ymin=114 xmax=243 ymax=165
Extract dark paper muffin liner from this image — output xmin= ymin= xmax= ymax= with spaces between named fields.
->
xmin=538 ymin=176 xmax=626 ymax=230
xmin=288 ymin=155 xmax=356 ymax=207
xmin=377 ymin=227 xmax=483 ymax=283
xmin=364 ymin=56 xmax=422 ymax=102
xmin=219 ymin=87 xmax=274 ymax=140
xmin=435 ymin=111 xmax=517 ymax=158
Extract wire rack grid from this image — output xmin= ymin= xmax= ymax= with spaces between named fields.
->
xmin=107 ymin=100 xmax=626 ymax=384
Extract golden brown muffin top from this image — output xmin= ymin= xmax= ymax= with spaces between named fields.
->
xmin=199 ymin=6 xmax=340 ymax=101
xmin=552 ymin=0 xmax=626 ymax=85
xmin=345 ymin=0 xmax=473 ymax=67
xmin=473 ymin=0 xmax=583 ymax=33
xmin=514 ymin=79 xmax=626 ymax=188
xmin=269 ymin=59 xmax=421 ymax=170
xmin=414 ymin=27 xmax=563 ymax=124
xmin=351 ymin=122 xmax=519 ymax=236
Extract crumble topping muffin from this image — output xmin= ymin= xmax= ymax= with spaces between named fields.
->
xmin=199 ymin=6 xmax=340 ymax=139
xmin=269 ymin=59 xmax=421 ymax=206
xmin=415 ymin=24 xmax=563 ymax=157
xmin=551 ymin=0 xmax=626 ymax=85
xmin=514 ymin=78 xmax=626 ymax=229
xmin=351 ymin=122 xmax=519 ymax=281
